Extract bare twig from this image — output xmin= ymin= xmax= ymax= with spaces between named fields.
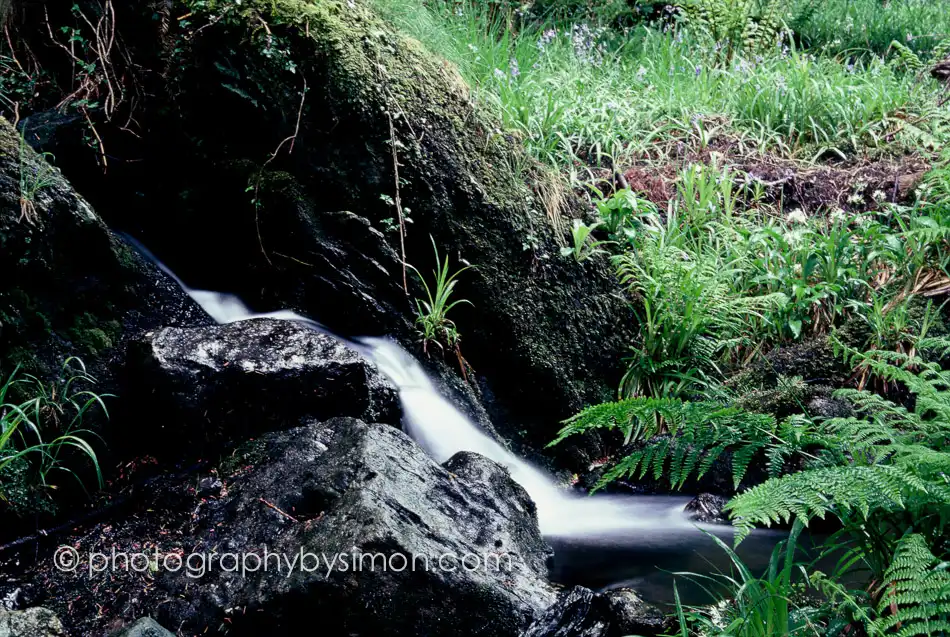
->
xmin=388 ymin=113 xmax=408 ymax=293
xmin=259 ymin=498 xmax=298 ymax=523
xmin=252 ymin=77 xmax=308 ymax=265
xmin=82 ymin=107 xmax=108 ymax=172
xmin=4 ymin=23 xmax=24 ymax=73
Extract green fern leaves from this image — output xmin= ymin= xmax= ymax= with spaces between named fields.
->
xmin=871 ymin=535 xmax=950 ymax=636
xmin=552 ymin=397 xmax=785 ymax=491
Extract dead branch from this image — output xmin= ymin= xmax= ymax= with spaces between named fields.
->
xmin=388 ymin=113 xmax=409 ymax=293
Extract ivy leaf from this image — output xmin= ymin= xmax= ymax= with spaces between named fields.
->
xmin=788 ymin=319 xmax=802 ymax=339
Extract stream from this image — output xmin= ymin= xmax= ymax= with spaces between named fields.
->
xmin=126 ymin=235 xmax=785 ymax=606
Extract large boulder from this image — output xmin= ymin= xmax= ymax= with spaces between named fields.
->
xmin=122 ymin=319 xmax=399 ymax=451
xmin=6 ymin=0 xmax=636 ymax=448
xmin=0 ymin=117 xmax=207 ymax=380
xmin=157 ymin=417 xmax=557 ymax=636
xmin=0 ymin=115 xmax=208 ymax=523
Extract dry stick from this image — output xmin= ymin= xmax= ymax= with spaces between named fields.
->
xmin=388 ymin=113 xmax=408 ymax=293
xmin=4 ymin=24 xmax=24 ymax=73
xmin=253 ymin=76 xmax=308 ymax=265
xmin=259 ymin=498 xmax=298 ymax=523
xmin=82 ymin=108 xmax=108 ymax=173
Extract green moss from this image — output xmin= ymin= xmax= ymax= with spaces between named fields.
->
xmin=218 ymin=438 xmax=268 ymax=478
xmin=65 ymin=313 xmax=121 ymax=357
xmin=0 ymin=457 xmax=57 ymax=518
xmin=185 ymin=0 xmax=530 ymax=210
xmin=70 ymin=328 xmax=113 ymax=357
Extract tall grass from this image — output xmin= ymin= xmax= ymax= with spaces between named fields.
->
xmin=372 ymin=0 xmax=950 ymax=168
xmin=1 ymin=358 xmax=108 ymax=508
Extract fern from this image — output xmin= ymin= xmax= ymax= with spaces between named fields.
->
xmin=890 ymin=40 xmax=928 ymax=73
xmin=727 ymin=337 xmax=950 ymax=569
xmin=615 ymin=216 xmax=787 ymax=398
xmin=552 ymin=397 xmax=801 ymax=491
xmin=871 ymin=535 xmax=950 ymax=636
xmin=677 ymin=0 xmax=789 ymax=60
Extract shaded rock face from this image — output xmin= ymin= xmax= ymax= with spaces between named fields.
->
xmin=0 ymin=117 xmax=208 ymax=381
xmin=522 ymin=586 xmax=670 ymax=637
xmin=110 ymin=618 xmax=175 ymax=637
xmin=9 ymin=0 xmax=636 ymax=448
xmin=123 ymin=319 xmax=399 ymax=452
xmin=158 ymin=417 xmax=556 ymax=636
xmin=0 ymin=607 xmax=64 ymax=637
xmin=684 ymin=493 xmax=730 ymax=525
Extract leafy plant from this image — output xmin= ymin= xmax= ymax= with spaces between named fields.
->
xmin=593 ymin=187 xmax=658 ymax=241
xmin=561 ymin=218 xmax=611 ymax=262
xmin=1 ymin=358 xmax=108 ymax=510
xmin=869 ymin=533 xmax=950 ymax=635
xmin=727 ymin=337 xmax=950 ymax=545
xmin=17 ymin=135 xmax=58 ymax=224
xmin=408 ymin=237 xmax=474 ymax=358
xmin=676 ymin=0 xmax=790 ymax=61
xmin=614 ymin=209 xmax=786 ymax=397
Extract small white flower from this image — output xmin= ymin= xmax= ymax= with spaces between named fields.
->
xmin=872 ymin=189 xmax=887 ymax=203
xmin=830 ymin=208 xmax=847 ymax=223
xmin=786 ymin=208 xmax=808 ymax=224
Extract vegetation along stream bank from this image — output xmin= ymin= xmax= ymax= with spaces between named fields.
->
xmin=1 ymin=0 xmax=950 ymax=635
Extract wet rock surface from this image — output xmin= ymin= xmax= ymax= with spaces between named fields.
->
xmin=0 ymin=607 xmax=64 ymax=637
xmin=684 ymin=493 xmax=730 ymax=525
xmin=156 ymin=417 xmax=556 ymax=636
xmin=10 ymin=0 xmax=637 ymax=449
xmin=109 ymin=618 xmax=174 ymax=637
xmin=522 ymin=586 xmax=671 ymax=637
xmin=123 ymin=319 xmax=400 ymax=451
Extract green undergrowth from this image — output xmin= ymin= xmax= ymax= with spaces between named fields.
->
xmin=0 ymin=357 xmax=108 ymax=517
xmin=372 ymin=0 xmax=950 ymax=171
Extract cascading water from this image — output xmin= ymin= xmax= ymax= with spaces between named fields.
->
xmin=129 ymin=235 xmax=697 ymax=538
xmin=124 ymin=236 xmax=790 ymax=603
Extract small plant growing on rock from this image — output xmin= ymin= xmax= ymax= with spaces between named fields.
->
xmin=561 ymin=219 xmax=610 ymax=262
xmin=1 ymin=357 xmax=108 ymax=512
xmin=408 ymin=237 xmax=474 ymax=363
xmin=17 ymin=134 xmax=57 ymax=225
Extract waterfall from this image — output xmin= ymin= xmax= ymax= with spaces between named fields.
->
xmin=125 ymin=236 xmax=697 ymax=539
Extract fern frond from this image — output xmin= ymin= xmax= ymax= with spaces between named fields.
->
xmin=871 ymin=534 xmax=950 ymax=636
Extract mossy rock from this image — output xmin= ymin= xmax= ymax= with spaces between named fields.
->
xmin=6 ymin=0 xmax=635 ymax=446
xmin=0 ymin=117 xmax=207 ymax=381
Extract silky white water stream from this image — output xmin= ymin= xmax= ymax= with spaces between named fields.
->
xmin=129 ymin=237 xmax=696 ymax=538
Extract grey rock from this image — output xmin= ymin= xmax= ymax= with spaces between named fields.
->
xmin=602 ymin=588 xmax=671 ymax=637
xmin=124 ymin=319 xmax=400 ymax=450
xmin=522 ymin=587 xmax=671 ymax=637
xmin=522 ymin=587 xmax=608 ymax=637
xmin=806 ymin=396 xmax=852 ymax=419
xmin=158 ymin=417 xmax=556 ymax=636
xmin=197 ymin=477 xmax=224 ymax=498
xmin=0 ymin=608 xmax=64 ymax=637
xmin=684 ymin=493 xmax=730 ymax=525
xmin=110 ymin=618 xmax=174 ymax=637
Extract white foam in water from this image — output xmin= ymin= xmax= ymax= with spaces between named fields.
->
xmin=130 ymin=238 xmax=697 ymax=539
